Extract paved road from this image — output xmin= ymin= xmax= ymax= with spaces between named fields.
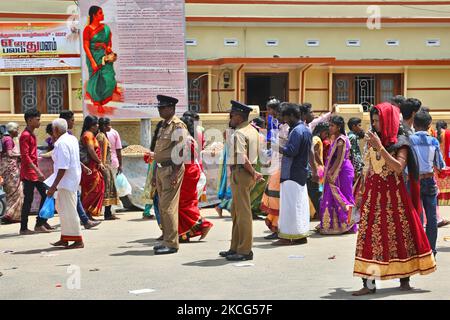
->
xmin=1 ymin=208 xmax=450 ymax=300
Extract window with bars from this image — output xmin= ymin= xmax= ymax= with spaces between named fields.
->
xmin=187 ymin=73 xmax=208 ymax=113
xmin=355 ymin=75 xmax=375 ymax=108
xmin=14 ymin=75 xmax=68 ymax=114
xmin=333 ymin=74 xmax=401 ymax=109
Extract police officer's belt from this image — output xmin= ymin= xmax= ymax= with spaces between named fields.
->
xmin=157 ymin=160 xmax=175 ymax=168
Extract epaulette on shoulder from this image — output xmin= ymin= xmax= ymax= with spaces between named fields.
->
xmin=174 ymin=121 xmax=187 ymax=129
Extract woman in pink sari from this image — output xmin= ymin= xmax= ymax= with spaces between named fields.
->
xmin=318 ymin=116 xmax=356 ymax=235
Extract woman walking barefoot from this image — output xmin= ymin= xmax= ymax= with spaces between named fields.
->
xmin=352 ymin=103 xmax=436 ymax=296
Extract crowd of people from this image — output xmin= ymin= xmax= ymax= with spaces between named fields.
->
xmin=211 ymin=95 xmax=447 ymax=295
xmin=0 ymin=93 xmax=449 ymax=296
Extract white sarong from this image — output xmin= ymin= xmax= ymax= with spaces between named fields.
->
xmin=278 ymin=180 xmax=310 ymax=240
xmin=56 ymin=189 xmax=82 ymax=242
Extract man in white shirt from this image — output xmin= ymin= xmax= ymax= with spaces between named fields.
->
xmin=45 ymin=118 xmax=84 ymax=249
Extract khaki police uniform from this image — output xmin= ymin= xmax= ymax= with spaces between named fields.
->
xmin=229 ymin=121 xmax=260 ymax=255
xmin=154 ymin=115 xmax=188 ymax=249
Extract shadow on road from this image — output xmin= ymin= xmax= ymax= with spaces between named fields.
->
xmin=253 ymin=236 xmax=272 ymax=243
xmin=436 ymin=246 xmax=450 ymax=252
xmin=308 ymin=232 xmax=355 ymax=239
xmin=127 ymin=238 xmax=159 ymax=245
xmin=321 ymin=287 xmax=431 ymax=300
xmin=206 ymin=216 xmax=232 ymax=221
xmin=252 ymin=243 xmax=280 ymax=250
xmin=0 ymin=224 xmax=61 ymax=240
xmin=183 ymin=258 xmax=235 ymax=267
xmin=127 ymin=218 xmax=154 ymax=222
xmin=0 ymin=233 xmax=21 ymax=240
xmin=110 ymin=250 xmax=154 ymax=256
xmin=13 ymin=247 xmax=65 ymax=255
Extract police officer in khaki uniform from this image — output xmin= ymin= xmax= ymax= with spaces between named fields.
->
xmin=152 ymin=95 xmax=188 ymax=255
xmin=220 ymin=100 xmax=264 ymax=261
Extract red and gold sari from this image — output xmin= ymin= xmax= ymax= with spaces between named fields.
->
xmin=80 ymin=131 xmax=105 ymax=216
xmin=435 ymin=129 xmax=450 ymax=205
xmin=179 ymin=140 xmax=213 ymax=240
xmin=354 ymin=103 xmax=436 ymax=280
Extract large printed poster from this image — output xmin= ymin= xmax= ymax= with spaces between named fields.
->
xmin=79 ymin=0 xmax=188 ymax=118
xmin=0 ymin=22 xmax=81 ymax=75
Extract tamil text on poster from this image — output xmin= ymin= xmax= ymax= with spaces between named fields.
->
xmin=0 ymin=22 xmax=81 ymax=75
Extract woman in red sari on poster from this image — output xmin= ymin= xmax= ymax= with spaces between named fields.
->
xmin=178 ymin=116 xmax=213 ymax=242
xmin=83 ymin=6 xmax=119 ymax=114
xmin=352 ymin=102 xmax=436 ymax=296
xmin=80 ymin=116 xmax=105 ymax=219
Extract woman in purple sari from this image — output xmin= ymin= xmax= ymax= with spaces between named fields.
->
xmin=318 ymin=116 xmax=356 ymax=235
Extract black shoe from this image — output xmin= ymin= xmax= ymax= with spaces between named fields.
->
xmin=264 ymin=232 xmax=278 ymax=240
xmin=226 ymin=251 xmax=253 ymax=261
xmin=219 ymin=250 xmax=236 ymax=257
xmin=153 ymin=244 xmax=165 ymax=250
xmin=154 ymin=246 xmax=178 ymax=255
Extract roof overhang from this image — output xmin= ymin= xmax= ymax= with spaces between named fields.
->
xmin=188 ymin=58 xmax=450 ymax=67
xmin=188 ymin=57 xmax=336 ymax=67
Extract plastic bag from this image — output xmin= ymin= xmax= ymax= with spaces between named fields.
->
xmin=197 ymin=171 xmax=207 ymax=200
xmin=116 ymin=173 xmax=132 ymax=197
xmin=39 ymin=197 xmax=55 ymax=219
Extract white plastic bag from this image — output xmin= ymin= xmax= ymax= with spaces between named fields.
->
xmin=116 ymin=173 xmax=132 ymax=197
xmin=197 ymin=171 xmax=207 ymax=200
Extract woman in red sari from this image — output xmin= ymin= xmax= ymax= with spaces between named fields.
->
xmin=83 ymin=6 xmax=118 ymax=112
xmin=352 ymin=103 xmax=436 ymax=296
xmin=435 ymin=121 xmax=450 ymax=206
xmin=80 ymin=116 xmax=105 ymax=218
xmin=178 ymin=116 xmax=213 ymax=242
xmin=434 ymin=121 xmax=450 ymax=226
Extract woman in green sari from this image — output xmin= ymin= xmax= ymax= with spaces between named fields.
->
xmin=83 ymin=6 xmax=117 ymax=112
xmin=216 ymin=146 xmax=232 ymax=217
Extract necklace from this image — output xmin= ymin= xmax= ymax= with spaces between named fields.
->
xmin=369 ymin=147 xmax=385 ymax=174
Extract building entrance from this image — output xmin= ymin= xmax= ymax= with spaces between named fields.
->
xmin=245 ymin=73 xmax=288 ymax=116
